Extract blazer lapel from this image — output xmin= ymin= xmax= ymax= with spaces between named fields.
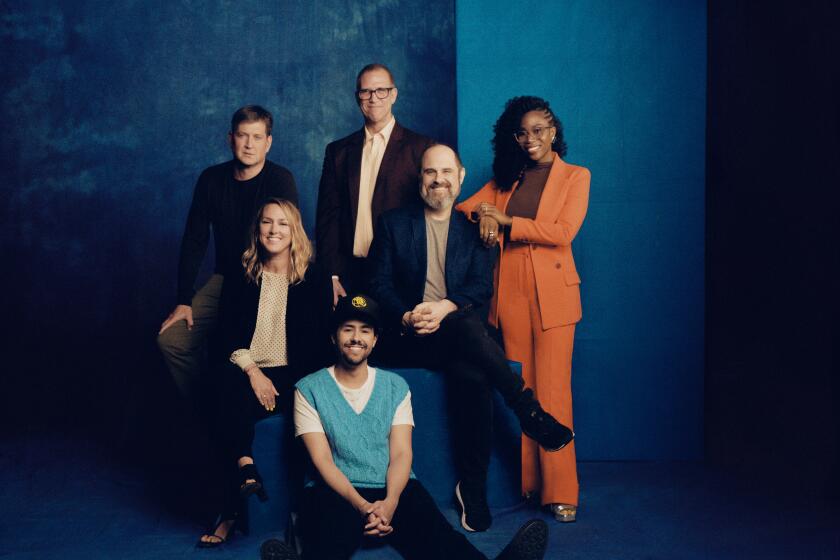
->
xmin=444 ymin=211 xmax=465 ymax=287
xmin=409 ymin=205 xmax=427 ymax=280
xmin=500 ymin=188 xmax=516 ymax=212
xmin=499 ymin=182 xmax=517 ymax=218
xmin=371 ymin=123 xmax=404 ymax=217
xmin=347 ymin=130 xmax=365 ymax=224
xmin=534 ymin=154 xmax=570 ymax=223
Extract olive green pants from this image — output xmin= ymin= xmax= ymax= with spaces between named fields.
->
xmin=157 ymin=274 xmax=224 ymax=401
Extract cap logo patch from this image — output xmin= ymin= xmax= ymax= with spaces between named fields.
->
xmin=351 ymin=296 xmax=367 ymax=308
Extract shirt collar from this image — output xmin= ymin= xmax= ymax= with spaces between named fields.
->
xmin=364 ymin=116 xmax=396 ymax=144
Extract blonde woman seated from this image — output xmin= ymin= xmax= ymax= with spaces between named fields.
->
xmin=198 ymin=198 xmax=332 ymax=547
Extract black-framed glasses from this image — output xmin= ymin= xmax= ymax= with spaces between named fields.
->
xmin=357 ymin=87 xmax=395 ymax=100
xmin=513 ymin=125 xmax=554 ymax=143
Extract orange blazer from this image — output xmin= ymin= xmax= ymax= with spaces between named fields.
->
xmin=456 ymin=154 xmax=590 ymax=330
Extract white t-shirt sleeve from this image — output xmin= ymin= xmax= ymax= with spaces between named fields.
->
xmin=295 ymin=384 xmax=413 ymax=435
xmin=294 ymin=389 xmax=325 ymax=437
xmin=393 ymin=391 xmax=414 ymax=426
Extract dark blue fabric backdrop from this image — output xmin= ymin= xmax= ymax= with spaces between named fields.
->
xmin=0 ymin=1 xmax=456 ymax=432
xmin=1 ymin=0 xmax=708 ymax=464
xmin=2 ymin=0 xmax=837 ymax=525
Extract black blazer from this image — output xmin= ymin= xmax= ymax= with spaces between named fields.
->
xmin=213 ymin=263 xmax=334 ymax=378
xmin=367 ymin=203 xmax=497 ymax=327
xmin=315 ymin=122 xmax=433 ymax=279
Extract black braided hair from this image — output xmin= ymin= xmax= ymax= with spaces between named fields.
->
xmin=491 ymin=96 xmax=567 ymax=191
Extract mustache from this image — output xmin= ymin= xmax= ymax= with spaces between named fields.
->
xmin=343 ymin=339 xmax=368 ymax=348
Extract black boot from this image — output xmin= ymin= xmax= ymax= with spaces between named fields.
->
xmin=454 ymin=478 xmax=492 ymax=532
xmin=514 ymin=389 xmax=574 ymax=451
xmin=495 ymin=518 xmax=548 ymax=560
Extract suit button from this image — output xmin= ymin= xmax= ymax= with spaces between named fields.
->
xmin=555 ymin=263 xmax=561 ymax=269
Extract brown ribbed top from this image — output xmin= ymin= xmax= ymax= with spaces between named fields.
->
xmin=506 ymin=162 xmax=551 ymax=220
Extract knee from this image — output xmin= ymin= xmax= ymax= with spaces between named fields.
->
xmin=157 ymin=324 xmax=189 ymax=357
xmin=157 ymin=328 xmax=178 ymax=356
xmin=443 ymin=312 xmax=485 ymax=343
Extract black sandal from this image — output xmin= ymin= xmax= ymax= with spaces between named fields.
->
xmin=239 ymin=463 xmax=268 ymax=502
xmin=196 ymin=510 xmax=247 ymax=548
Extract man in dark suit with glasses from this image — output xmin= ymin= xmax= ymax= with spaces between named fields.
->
xmin=315 ymin=63 xmax=433 ymax=305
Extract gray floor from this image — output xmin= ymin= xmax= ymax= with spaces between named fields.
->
xmin=2 ymin=434 xmax=838 ymax=559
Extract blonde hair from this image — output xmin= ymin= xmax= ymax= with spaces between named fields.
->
xmin=242 ymin=198 xmax=312 ymax=285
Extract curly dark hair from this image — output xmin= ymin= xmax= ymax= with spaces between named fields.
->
xmin=491 ymin=96 xmax=567 ymax=191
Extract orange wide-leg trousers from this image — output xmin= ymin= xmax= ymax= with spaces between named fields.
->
xmin=497 ymin=246 xmax=578 ymax=506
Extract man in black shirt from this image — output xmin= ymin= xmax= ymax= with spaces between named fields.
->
xmin=158 ymin=105 xmax=299 ymax=401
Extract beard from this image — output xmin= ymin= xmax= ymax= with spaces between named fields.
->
xmin=421 ymin=182 xmax=456 ymax=210
xmin=338 ymin=341 xmax=371 ymax=367
xmin=341 ymin=354 xmax=367 ymax=367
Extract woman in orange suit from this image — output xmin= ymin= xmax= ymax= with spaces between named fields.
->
xmin=457 ymin=96 xmax=589 ymax=522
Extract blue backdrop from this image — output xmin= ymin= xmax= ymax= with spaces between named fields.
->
xmin=0 ymin=0 xmax=456 ymax=429
xmin=456 ymin=0 xmax=706 ymax=460
xmin=1 ymin=1 xmax=705 ymax=462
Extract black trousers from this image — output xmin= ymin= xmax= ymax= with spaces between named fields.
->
xmin=299 ymin=480 xmax=486 ymax=560
xmin=373 ymin=308 xmax=525 ymax=483
xmin=211 ymin=363 xmax=300 ymax=515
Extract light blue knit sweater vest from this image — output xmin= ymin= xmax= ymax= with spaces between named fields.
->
xmin=296 ymin=368 xmax=414 ymax=488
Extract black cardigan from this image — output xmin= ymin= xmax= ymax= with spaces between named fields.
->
xmin=213 ymin=263 xmax=334 ymax=379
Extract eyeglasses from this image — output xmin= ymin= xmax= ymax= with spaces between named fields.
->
xmin=513 ymin=125 xmax=554 ymax=143
xmin=357 ymin=87 xmax=395 ymax=100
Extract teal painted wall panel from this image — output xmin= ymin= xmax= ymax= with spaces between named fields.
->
xmin=457 ymin=0 xmax=705 ymax=460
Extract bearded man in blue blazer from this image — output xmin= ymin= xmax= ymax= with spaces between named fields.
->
xmin=367 ymin=144 xmax=574 ymax=533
